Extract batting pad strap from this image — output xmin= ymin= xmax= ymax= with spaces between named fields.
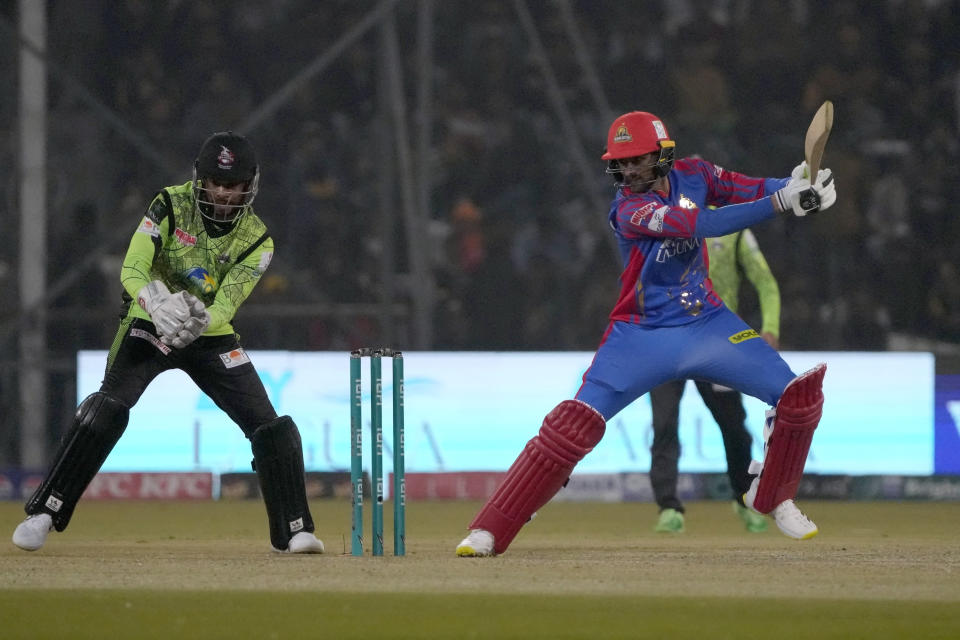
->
xmin=762 ymin=409 xmax=776 ymax=443
xmin=751 ymin=363 xmax=826 ymax=513
xmin=251 ymin=416 xmax=315 ymax=550
xmin=26 ymin=392 xmax=129 ymax=531
xmin=469 ymin=400 xmax=605 ymax=554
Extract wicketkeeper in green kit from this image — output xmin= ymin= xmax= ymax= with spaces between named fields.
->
xmin=13 ymin=132 xmax=324 ymax=554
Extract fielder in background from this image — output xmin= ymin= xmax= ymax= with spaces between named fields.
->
xmin=457 ymin=110 xmax=836 ymax=557
xmin=13 ymin=132 xmax=324 ymax=554
xmin=649 ymin=227 xmax=780 ymax=534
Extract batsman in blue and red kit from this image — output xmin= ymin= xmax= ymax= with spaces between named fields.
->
xmin=457 ymin=111 xmax=839 ymax=556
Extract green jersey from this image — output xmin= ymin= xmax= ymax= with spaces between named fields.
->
xmin=705 ymin=229 xmax=780 ymax=338
xmin=120 ymin=181 xmax=273 ymax=336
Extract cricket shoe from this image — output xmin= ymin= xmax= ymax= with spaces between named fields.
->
xmin=275 ymin=531 xmax=325 ymax=554
xmin=654 ymin=508 xmax=685 ymax=533
xmin=456 ymin=529 xmax=495 ymax=557
xmin=12 ymin=513 xmax=54 ymax=551
xmin=770 ymin=500 xmax=818 ymax=540
xmin=732 ymin=501 xmax=768 ymax=533
xmin=743 ymin=478 xmax=818 ymax=540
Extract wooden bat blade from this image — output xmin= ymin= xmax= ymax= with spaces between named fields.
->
xmin=804 ymin=100 xmax=834 ymax=180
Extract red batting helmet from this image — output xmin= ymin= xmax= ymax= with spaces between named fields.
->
xmin=601 ymin=111 xmax=676 ymax=181
xmin=601 ymin=111 xmax=673 ymax=160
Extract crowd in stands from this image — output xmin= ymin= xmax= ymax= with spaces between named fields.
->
xmin=2 ymin=0 xmax=958 ymax=356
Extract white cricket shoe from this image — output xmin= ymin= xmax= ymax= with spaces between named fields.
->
xmin=13 ymin=513 xmax=54 ymax=551
xmin=275 ymin=531 xmax=324 ymax=554
xmin=456 ymin=529 xmax=495 ymax=557
xmin=770 ymin=500 xmax=819 ymax=540
xmin=743 ymin=477 xmax=818 ymax=540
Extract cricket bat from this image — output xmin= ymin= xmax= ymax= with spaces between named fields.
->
xmin=804 ymin=100 xmax=833 ymax=181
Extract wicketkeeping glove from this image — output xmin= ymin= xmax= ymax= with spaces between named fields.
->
xmin=137 ymin=280 xmax=191 ymax=341
xmin=168 ymin=293 xmax=211 ymax=349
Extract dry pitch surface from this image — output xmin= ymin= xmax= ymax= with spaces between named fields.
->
xmin=1 ymin=499 xmax=958 ymax=639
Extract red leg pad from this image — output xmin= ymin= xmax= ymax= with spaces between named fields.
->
xmin=469 ymin=400 xmax=605 ymax=554
xmin=751 ymin=363 xmax=826 ymax=513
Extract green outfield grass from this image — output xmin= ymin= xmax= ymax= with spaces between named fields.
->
xmin=2 ymin=499 xmax=959 ymax=639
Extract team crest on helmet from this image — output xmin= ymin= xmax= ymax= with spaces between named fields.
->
xmin=217 ymin=146 xmax=236 ymax=170
xmin=612 ymin=124 xmax=632 ymax=143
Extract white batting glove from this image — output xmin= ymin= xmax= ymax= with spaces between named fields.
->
xmin=787 ymin=161 xmax=836 ymax=212
xmin=137 ymin=281 xmax=191 ymax=340
xmin=169 ymin=293 xmax=211 ymax=349
xmin=774 ymin=170 xmax=836 ymax=217
xmin=812 ymin=168 xmax=836 ymax=211
xmin=791 ymin=161 xmax=809 ymax=180
xmin=774 ymin=177 xmax=814 ymax=216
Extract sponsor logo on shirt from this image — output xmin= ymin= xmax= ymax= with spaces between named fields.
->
xmin=728 ymin=329 xmax=760 ymax=344
xmin=187 ymin=267 xmax=217 ymax=294
xmin=629 ymin=202 xmax=657 ymax=227
xmin=629 ymin=203 xmax=670 ymax=232
xmin=648 ymin=206 xmax=668 ymax=232
xmin=175 ymin=228 xmax=198 ymax=246
xmin=137 ymin=217 xmax=161 ymax=237
xmin=655 ymin=237 xmax=701 ymax=262
xmin=678 ymin=194 xmax=697 ymax=209
xmin=131 ymin=327 xmax=172 ymax=355
xmin=220 ymin=348 xmax=251 ymax=369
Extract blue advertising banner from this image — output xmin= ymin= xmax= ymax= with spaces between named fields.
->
xmin=934 ymin=374 xmax=960 ymax=474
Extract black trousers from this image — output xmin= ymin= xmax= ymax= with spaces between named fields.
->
xmin=102 ymin=317 xmax=277 ymax=437
xmin=648 ymin=379 xmax=754 ymax=512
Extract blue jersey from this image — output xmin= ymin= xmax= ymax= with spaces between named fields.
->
xmin=575 ymin=157 xmax=796 ymax=420
xmin=607 ymin=157 xmax=787 ymax=326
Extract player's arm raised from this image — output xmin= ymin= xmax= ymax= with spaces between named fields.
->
xmin=772 ymin=168 xmax=836 ymax=217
